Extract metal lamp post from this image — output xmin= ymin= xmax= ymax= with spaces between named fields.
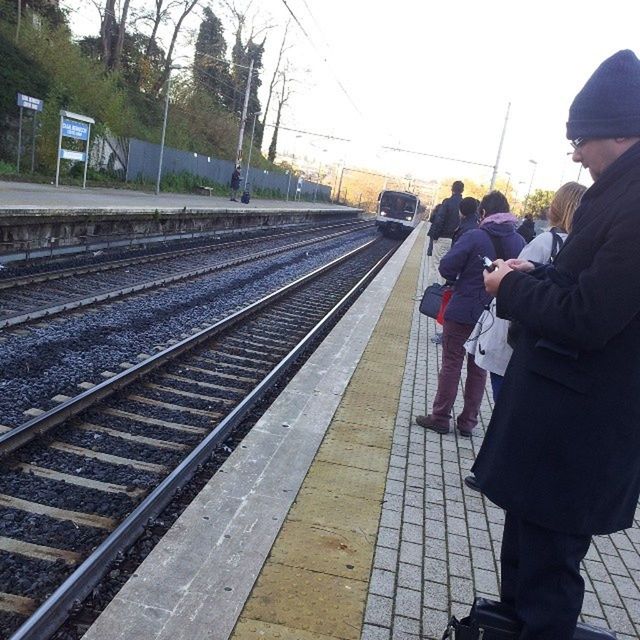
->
xmin=524 ymin=160 xmax=537 ymax=213
xmin=155 ymin=66 xmax=182 ymax=196
xmin=243 ymin=112 xmax=260 ymax=192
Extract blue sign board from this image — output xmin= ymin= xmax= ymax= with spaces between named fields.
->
xmin=62 ymin=119 xmax=89 ymax=141
xmin=17 ymin=93 xmax=44 ymax=112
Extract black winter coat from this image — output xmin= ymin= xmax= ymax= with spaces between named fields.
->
xmin=429 ymin=193 xmax=462 ymax=240
xmin=516 ymin=217 xmax=535 ymax=243
xmin=473 ymin=141 xmax=640 ymax=535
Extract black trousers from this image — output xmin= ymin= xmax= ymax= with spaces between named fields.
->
xmin=500 ymin=512 xmax=592 ymax=640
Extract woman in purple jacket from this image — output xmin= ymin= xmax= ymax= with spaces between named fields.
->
xmin=416 ymin=191 xmax=525 ymax=436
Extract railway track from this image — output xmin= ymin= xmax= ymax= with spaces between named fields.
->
xmin=0 ymin=236 xmax=399 ymax=640
xmin=0 ymin=221 xmax=371 ymax=329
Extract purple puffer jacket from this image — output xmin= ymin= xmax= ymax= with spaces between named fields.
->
xmin=439 ymin=213 xmax=525 ymax=326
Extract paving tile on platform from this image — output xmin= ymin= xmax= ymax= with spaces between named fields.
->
xmin=233 ymin=619 xmax=339 ymax=640
xmin=268 ymin=520 xmax=374 ymax=581
xmin=242 ymin=562 xmax=366 ymax=640
xmin=288 ymin=487 xmax=382 ymax=537
xmin=316 ymin=437 xmax=390 ymax=473
xmin=304 ymin=460 xmax=387 ymax=498
xmin=332 ymin=406 xmax=397 ymax=431
xmin=327 ymin=420 xmax=394 ymax=449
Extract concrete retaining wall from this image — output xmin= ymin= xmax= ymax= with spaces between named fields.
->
xmin=0 ymin=208 xmax=361 ymax=263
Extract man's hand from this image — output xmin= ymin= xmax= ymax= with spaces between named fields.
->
xmin=484 ymin=259 xmax=513 ymax=296
xmin=505 ymin=258 xmax=535 ymax=272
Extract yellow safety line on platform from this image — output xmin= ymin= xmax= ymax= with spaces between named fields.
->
xmin=230 ymin=229 xmax=425 ymax=640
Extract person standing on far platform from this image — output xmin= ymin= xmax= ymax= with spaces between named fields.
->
xmin=473 ymin=49 xmax=640 ymax=639
xmin=427 ymin=180 xmax=464 ymax=284
xmin=230 ymin=164 xmax=241 ymax=202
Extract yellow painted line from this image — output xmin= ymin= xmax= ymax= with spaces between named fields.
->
xmin=230 ymin=228 xmax=425 ymax=640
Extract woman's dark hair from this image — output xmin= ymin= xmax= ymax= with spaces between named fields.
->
xmin=459 ymin=197 xmax=478 ymax=218
xmin=479 ymin=190 xmax=510 ymax=216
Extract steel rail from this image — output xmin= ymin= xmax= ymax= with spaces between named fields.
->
xmin=0 ymin=220 xmax=370 ymax=290
xmin=0 ymin=238 xmax=378 ymax=457
xmin=0 ymin=224 xmax=372 ymax=329
xmin=7 ymin=240 xmax=396 ymax=640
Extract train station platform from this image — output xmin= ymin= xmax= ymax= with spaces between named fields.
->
xmin=82 ymin=225 xmax=640 ymax=640
xmin=0 ymin=180 xmax=363 ymax=263
xmin=0 ymin=180 xmax=354 ymax=214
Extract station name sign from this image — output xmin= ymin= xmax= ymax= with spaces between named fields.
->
xmin=17 ymin=93 xmax=44 ymax=112
xmin=62 ymin=118 xmax=90 ymax=141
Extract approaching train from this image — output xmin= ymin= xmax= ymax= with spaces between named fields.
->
xmin=375 ymin=190 xmax=421 ymax=237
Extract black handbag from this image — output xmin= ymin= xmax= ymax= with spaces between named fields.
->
xmin=419 ymin=283 xmax=445 ymax=319
xmin=442 ymin=598 xmax=617 ymax=640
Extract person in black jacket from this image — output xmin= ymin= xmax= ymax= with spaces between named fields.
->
xmin=230 ymin=165 xmax=241 ymax=201
xmin=451 ymin=196 xmax=479 ymax=245
xmin=427 ymin=180 xmax=464 ymax=284
xmin=516 ymin=214 xmax=536 ymax=243
xmin=473 ymin=49 xmax=640 ymax=639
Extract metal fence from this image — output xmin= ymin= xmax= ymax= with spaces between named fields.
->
xmin=123 ymin=138 xmax=331 ymax=200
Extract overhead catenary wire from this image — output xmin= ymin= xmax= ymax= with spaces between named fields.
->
xmin=278 ymin=0 xmax=364 ymax=119
xmin=382 ymin=145 xmax=495 ymax=169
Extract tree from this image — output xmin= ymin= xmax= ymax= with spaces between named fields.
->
xmin=221 ymin=0 xmax=270 ymax=145
xmin=524 ymin=189 xmax=554 ymax=218
xmin=98 ymin=0 xmax=132 ymax=71
xmin=152 ymin=0 xmax=201 ymax=96
xmin=267 ymin=70 xmax=290 ymax=162
xmin=259 ymin=20 xmax=289 ymax=148
xmin=193 ymin=6 xmax=232 ymax=109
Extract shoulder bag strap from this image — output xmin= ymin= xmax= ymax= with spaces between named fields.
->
xmin=480 ymin=228 xmax=505 ymax=259
xmin=549 ymin=227 xmax=564 ymax=262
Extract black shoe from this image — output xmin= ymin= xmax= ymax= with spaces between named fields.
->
xmin=464 ymin=474 xmax=481 ymax=492
xmin=415 ymin=414 xmax=450 ymax=434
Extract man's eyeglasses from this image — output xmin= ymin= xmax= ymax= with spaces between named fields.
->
xmin=570 ymin=137 xmax=588 ymax=150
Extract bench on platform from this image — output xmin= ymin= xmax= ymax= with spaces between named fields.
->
xmin=196 ymin=186 xmax=215 ymax=196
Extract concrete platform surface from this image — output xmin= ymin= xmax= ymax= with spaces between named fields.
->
xmin=0 ymin=180 xmax=358 ymax=213
xmin=83 ymin=226 xmax=640 ymax=640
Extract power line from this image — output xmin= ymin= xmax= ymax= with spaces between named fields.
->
xmin=382 ymin=146 xmax=494 ymax=169
xmin=262 ymin=123 xmax=350 ymax=142
xmin=278 ymin=0 xmax=364 ymax=119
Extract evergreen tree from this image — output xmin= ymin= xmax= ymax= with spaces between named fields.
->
xmin=193 ymin=7 xmax=231 ymax=109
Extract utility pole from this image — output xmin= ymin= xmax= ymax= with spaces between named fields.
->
xmin=16 ymin=0 xmax=21 ymax=42
xmin=155 ymin=73 xmax=173 ymax=195
xmin=244 ymin=112 xmax=259 ymax=191
xmin=489 ymin=101 xmax=511 ymax=191
xmin=336 ymin=166 xmax=345 ymax=203
xmin=235 ymin=58 xmax=255 ymax=165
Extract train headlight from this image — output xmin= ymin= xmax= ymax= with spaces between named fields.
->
xmin=405 ymin=216 xmax=413 ymax=221
xmin=380 ymin=211 xmax=386 ymax=216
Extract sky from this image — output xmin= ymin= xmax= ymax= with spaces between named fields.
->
xmin=62 ymin=0 xmax=640 ymax=196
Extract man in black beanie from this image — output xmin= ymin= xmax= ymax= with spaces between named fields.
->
xmin=471 ymin=49 xmax=640 ymax=638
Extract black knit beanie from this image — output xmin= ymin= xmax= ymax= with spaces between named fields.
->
xmin=567 ymin=49 xmax=640 ymax=139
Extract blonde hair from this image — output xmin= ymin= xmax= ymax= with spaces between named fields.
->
xmin=548 ymin=182 xmax=587 ymax=233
